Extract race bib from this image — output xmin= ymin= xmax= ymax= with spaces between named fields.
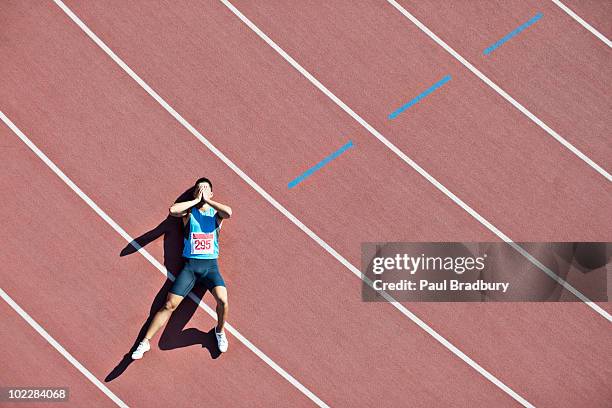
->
xmin=190 ymin=232 xmax=214 ymax=255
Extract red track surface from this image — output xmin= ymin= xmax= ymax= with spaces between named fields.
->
xmin=395 ymin=0 xmax=611 ymax=168
xmin=1 ymin=1 xmax=610 ymax=407
xmin=559 ymin=0 xmax=612 ymax=40
xmin=0 ymin=299 xmax=114 ymax=408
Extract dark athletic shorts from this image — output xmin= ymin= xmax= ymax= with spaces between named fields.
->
xmin=169 ymin=258 xmax=225 ymax=297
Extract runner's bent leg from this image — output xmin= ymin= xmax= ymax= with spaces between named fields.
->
xmin=211 ymin=286 xmax=228 ymax=333
xmin=144 ymin=293 xmax=184 ymax=341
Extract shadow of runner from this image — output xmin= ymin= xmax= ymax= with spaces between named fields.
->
xmin=105 ymin=278 xmax=173 ymax=382
xmin=106 ymin=187 xmax=219 ymax=383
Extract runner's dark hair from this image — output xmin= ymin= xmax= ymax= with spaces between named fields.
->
xmin=194 ymin=177 xmax=212 ymax=190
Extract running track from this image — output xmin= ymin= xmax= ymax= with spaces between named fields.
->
xmin=0 ymin=1 xmax=610 ymax=407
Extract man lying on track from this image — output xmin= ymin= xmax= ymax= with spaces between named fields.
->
xmin=132 ymin=177 xmax=233 ymax=359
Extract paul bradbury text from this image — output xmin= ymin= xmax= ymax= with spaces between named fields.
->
xmin=372 ymin=279 xmax=509 ymax=293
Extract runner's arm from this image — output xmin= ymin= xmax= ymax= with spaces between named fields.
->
xmin=169 ymin=193 xmax=202 ymax=217
xmin=205 ymin=198 xmax=232 ymax=219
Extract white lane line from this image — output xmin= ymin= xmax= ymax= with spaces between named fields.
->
xmin=0 ymin=287 xmax=129 ymax=408
xmin=215 ymin=1 xmax=612 ymax=322
xmin=551 ymin=0 xmax=612 ymax=47
xmin=0 ymin=111 xmax=329 ymax=408
xmin=48 ymin=3 xmax=534 ymax=406
xmin=385 ymin=0 xmax=611 ymax=182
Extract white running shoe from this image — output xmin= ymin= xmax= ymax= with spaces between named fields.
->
xmin=215 ymin=330 xmax=228 ymax=353
xmin=131 ymin=340 xmax=151 ymax=360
